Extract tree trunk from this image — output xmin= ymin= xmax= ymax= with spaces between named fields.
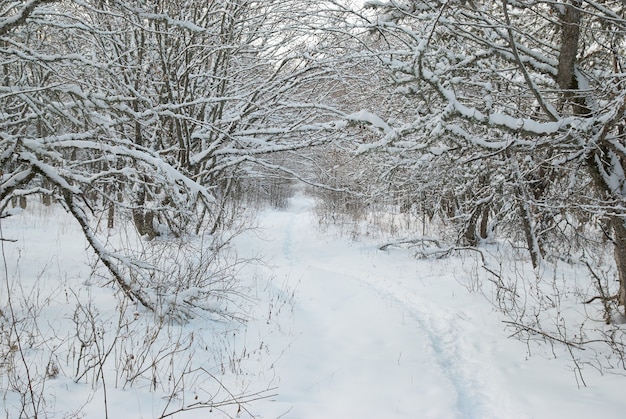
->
xmin=132 ymin=186 xmax=157 ymax=239
xmin=613 ymin=219 xmax=626 ymax=314
xmin=557 ymin=1 xmax=626 ymax=313
xmin=107 ymin=203 xmax=115 ymax=229
xmin=556 ymin=1 xmax=582 ymax=91
xmin=479 ymin=204 xmax=489 ymax=240
xmin=587 ymin=151 xmax=626 ymax=316
xmin=463 ymin=207 xmax=479 ymax=246
xmin=517 ymin=191 xmax=542 ymax=269
xmin=463 ymin=202 xmax=490 ymax=246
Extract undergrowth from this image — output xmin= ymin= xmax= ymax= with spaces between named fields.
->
xmin=0 ymin=202 xmax=285 ymax=418
xmin=312 ymin=189 xmax=626 ymax=385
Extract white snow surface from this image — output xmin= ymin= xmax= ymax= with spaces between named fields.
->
xmin=1 ymin=193 xmax=626 ymax=418
xmin=235 ymin=194 xmax=626 ymax=419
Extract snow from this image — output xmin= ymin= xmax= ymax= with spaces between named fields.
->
xmin=347 ymin=110 xmax=393 ymax=134
xmin=236 ymin=194 xmax=626 ymax=419
xmin=1 ymin=193 xmax=626 ymax=418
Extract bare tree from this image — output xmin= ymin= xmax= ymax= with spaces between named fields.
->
xmin=307 ymin=1 xmax=626 ymax=370
xmin=348 ymin=0 xmax=626 ymax=307
xmin=0 ymin=0 xmax=354 ymax=314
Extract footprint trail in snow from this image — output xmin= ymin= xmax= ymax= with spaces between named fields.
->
xmin=246 ymin=193 xmax=520 ymax=419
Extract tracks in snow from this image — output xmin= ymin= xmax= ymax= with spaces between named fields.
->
xmin=357 ymin=275 xmax=499 ymax=419
xmin=263 ymin=194 xmax=511 ymax=418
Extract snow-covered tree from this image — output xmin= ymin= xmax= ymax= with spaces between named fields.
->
xmin=0 ymin=0 xmax=350 ymax=314
xmin=350 ymin=0 xmax=626 ymax=314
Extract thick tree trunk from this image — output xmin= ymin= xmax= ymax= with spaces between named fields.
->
xmin=556 ymin=1 xmax=582 ymax=91
xmin=132 ymin=187 xmax=157 ymax=239
xmin=479 ymin=204 xmax=489 ymax=240
xmin=613 ymin=219 xmax=626 ymax=313
xmin=462 ymin=201 xmax=490 ymax=246
xmin=463 ymin=207 xmax=479 ymax=246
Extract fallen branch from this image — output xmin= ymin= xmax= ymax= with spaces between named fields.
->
xmin=584 ymin=295 xmax=618 ymax=305
xmin=160 ymin=378 xmax=278 ymax=418
xmin=378 ymin=237 xmax=441 ymax=250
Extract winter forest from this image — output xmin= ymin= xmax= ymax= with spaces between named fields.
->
xmin=1 ymin=0 xmax=626 ymax=417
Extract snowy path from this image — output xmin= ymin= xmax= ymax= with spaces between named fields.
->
xmin=242 ymin=194 xmax=519 ymax=419
xmin=4 ymin=193 xmax=626 ymax=418
xmin=237 ymin=193 xmax=626 ymax=419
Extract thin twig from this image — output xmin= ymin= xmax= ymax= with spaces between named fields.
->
xmin=503 ymin=320 xmax=585 ymax=349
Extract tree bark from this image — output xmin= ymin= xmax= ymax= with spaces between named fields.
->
xmin=479 ymin=204 xmax=489 ymax=240
xmin=132 ymin=186 xmax=157 ymax=239
xmin=107 ymin=203 xmax=115 ymax=229
xmin=559 ymin=0 xmax=626 ymax=315
xmin=517 ymin=188 xmax=542 ymax=269
xmin=613 ymin=219 xmax=626 ymax=312
xmin=587 ymin=151 xmax=626 ymax=316
xmin=556 ymin=1 xmax=582 ymax=91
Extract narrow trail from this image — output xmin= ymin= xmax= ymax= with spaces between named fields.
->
xmin=249 ymin=194 xmax=517 ymax=419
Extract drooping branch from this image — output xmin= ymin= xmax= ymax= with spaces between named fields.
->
xmin=63 ymin=190 xmax=156 ymax=312
xmin=501 ymin=0 xmax=560 ymax=122
xmin=0 ymin=0 xmax=58 ymax=36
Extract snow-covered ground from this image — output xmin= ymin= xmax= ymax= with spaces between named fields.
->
xmin=1 ymin=192 xmax=626 ymax=418
xmin=237 ymin=193 xmax=626 ymax=419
